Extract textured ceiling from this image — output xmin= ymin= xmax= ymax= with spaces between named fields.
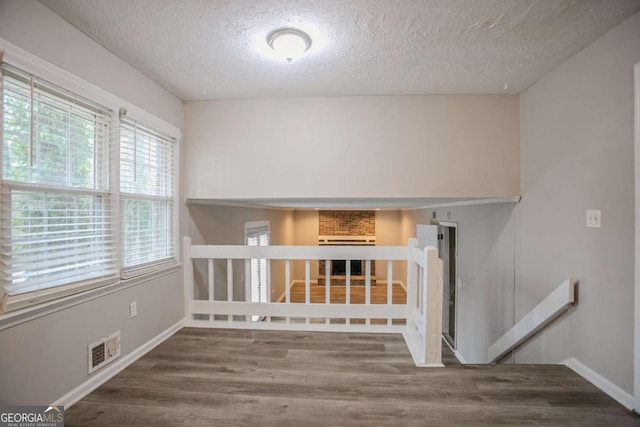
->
xmin=40 ymin=0 xmax=640 ymax=101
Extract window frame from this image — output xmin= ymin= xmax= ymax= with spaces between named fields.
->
xmin=119 ymin=116 xmax=179 ymax=279
xmin=0 ymin=40 xmax=181 ymax=317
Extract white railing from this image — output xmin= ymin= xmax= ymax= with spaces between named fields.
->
xmin=183 ymin=237 xmax=444 ymax=367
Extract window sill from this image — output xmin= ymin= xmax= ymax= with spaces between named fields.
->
xmin=0 ymin=263 xmax=182 ymax=331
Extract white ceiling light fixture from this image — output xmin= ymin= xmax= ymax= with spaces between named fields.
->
xmin=267 ymin=28 xmax=312 ymax=62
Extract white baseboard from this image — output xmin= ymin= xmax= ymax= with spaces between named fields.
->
xmin=53 ymin=319 xmax=184 ymax=408
xmin=562 ymin=357 xmax=635 ymax=411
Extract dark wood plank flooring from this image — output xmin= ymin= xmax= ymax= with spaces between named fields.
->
xmin=65 ymin=328 xmax=639 ymax=427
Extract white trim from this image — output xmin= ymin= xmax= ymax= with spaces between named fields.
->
xmin=0 ymin=264 xmax=181 ymax=331
xmin=404 ymin=196 xmax=521 ymax=211
xmin=53 ymin=319 xmax=184 ymax=408
xmin=633 ymin=62 xmax=640 ymax=414
xmin=185 ymin=318 xmax=404 ymax=333
xmin=563 ymin=357 xmax=635 ymax=411
xmin=189 ymin=300 xmax=408 ymax=318
xmin=190 ymin=244 xmax=410 ymax=261
xmin=0 ymin=39 xmax=180 ymax=139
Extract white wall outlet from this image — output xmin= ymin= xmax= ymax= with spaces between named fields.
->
xmin=457 ymin=278 xmax=463 ymax=289
xmin=130 ymin=301 xmax=137 ymax=318
xmin=586 ymin=210 xmax=601 ymax=228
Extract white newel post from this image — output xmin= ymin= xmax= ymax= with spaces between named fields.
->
xmin=183 ymin=236 xmax=193 ymax=321
xmin=406 ymin=238 xmax=418 ymax=326
xmin=425 ymin=246 xmax=444 ymax=366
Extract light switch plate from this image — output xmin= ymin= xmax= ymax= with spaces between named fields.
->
xmin=130 ymin=301 xmax=137 ymax=318
xmin=586 ymin=210 xmax=601 ymax=228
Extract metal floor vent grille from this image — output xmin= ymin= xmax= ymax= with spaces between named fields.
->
xmin=88 ymin=331 xmax=121 ymax=374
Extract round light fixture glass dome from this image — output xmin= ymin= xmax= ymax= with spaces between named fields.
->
xmin=267 ymin=28 xmax=312 ymax=62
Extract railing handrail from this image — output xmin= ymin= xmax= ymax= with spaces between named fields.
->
xmin=189 ymin=244 xmax=410 ymax=260
xmin=487 ymin=278 xmax=577 ymax=363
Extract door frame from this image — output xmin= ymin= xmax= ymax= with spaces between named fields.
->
xmin=433 ymin=220 xmax=459 ymax=350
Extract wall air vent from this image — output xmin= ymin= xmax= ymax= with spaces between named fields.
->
xmin=88 ymin=331 xmax=121 ymax=374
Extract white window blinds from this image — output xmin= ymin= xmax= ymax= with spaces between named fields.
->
xmin=246 ymin=225 xmax=270 ymax=306
xmin=119 ymin=119 xmax=176 ymax=271
xmin=1 ymin=64 xmax=117 ymax=300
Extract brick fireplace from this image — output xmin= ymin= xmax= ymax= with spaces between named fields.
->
xmin=318 ymin=211 xmax=376 ymax=286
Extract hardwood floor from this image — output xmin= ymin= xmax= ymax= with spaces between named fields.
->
xmin=287 ymin=281 xmax=407 ymax=304
xmin=65 ymin=328 xmax=639 ymax=426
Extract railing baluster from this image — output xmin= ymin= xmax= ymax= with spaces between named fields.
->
xmin=387 ymin=260 xmax=393 ymax=326
xmin=365 ymin=260 xmax=371 ymax=325
xmin=183 ymin=237 xmax=193 ymax=322
xmin=244 ymin=259 xmax=250 ymax=323
xmin=208 ymin=258 xmax=214 ymax=322
xmin=325 ymin=259 xmax=330 ymax=324
xmin=266 ymin=259 xmax=271 ymax=323
xmin=227 ymin=259 xmax=233 ymax=323
xmin=285 ymin=259 xmax=290 ymax=324
xmin=346 ymin=259 xmax=351 ymax=325
xmin=305 ymin=259 xmax=310 ymax=325
xmin=406 ymin=238 xmax=419 ymax=331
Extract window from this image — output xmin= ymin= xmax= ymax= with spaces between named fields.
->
xmin=1 ymin=64 xmax=116 ymax=307
xmin=0 ymin=55 xmax=180 ymax=314
xmin=245 ymin=222 xmax=270 ymax=313
xmin=119 ymin=118 xmax=176 ymax=274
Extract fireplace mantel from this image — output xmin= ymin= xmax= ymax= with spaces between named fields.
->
xmin=318 ymin=235 xmax=376 ymax=246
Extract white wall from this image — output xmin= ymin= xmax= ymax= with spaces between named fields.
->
xmin=375 ymin=210 xmax=404 ymax=282
xmin=515 ymin=10 xmax=640 ymax=395
xmin=0 ymin=0 xmax=184 ymax=404
xmin=184 ymin=95 xmax=520 ymax=200
xmin=292 ymin=210 xmax=319 ymax=281
xmin=401 ymin=203 xmax=516 ymax=363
